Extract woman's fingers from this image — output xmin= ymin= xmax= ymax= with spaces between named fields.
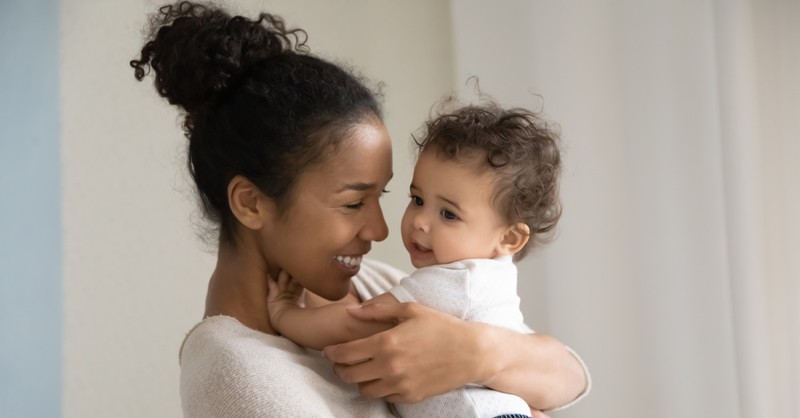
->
xmin=345 ymin=301 xmax=417 ymax=323
xmin=323 ymin=337 xmax=376 ymax=366
xmin=331 ymin=358 xmax=381 ymax=384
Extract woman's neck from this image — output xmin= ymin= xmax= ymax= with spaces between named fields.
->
xmin=204 ymin=238 xmax=277 ymax=335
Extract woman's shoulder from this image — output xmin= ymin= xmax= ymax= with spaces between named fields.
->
xmin=180 ymin=316 xmax=309 ymax=392
xmin=180 ymin=315 xmax=325 ymax=379
xmin=179 ymin=315 xmax=396 ymax=417
xmin=179 ymin=316 xmax=296 ymax=416
xmin=180 ymin=315 xmax=295 ymax=362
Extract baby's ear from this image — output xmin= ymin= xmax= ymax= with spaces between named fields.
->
xmin=497 ymin=223 xmax=531 ymax=256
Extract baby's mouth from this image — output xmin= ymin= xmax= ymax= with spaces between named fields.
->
xmin=412 ymin=242 xmax=432 ymax=253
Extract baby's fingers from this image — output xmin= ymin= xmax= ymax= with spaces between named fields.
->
xmin=276 ymin=270 xmax=292 ymax=289
xmin=288 ymin=278 xmax=303 ymax=294
xmin=266 ymin=274 xmax=279 ymax=296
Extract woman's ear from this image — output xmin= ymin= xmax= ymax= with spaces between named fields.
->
xmin=497 ymin=223 xmax=531 ymax=257
xmin=227 ymin=175 xmax=274 ymax=231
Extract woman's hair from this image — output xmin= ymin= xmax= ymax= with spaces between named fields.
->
xmin=414 ymin=98 xmax=562 ymax=260
xmin=131 ymin=1 xmax=382 ymax=243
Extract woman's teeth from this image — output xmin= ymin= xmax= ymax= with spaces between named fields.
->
xmin=335 ymin=255 xmax=362 ymax=267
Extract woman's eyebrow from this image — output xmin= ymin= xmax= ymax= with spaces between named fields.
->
xmin=336 ymin=182 xmax=377 ymax=192
xmin=337 ymin=173 xmax=393 ymax=193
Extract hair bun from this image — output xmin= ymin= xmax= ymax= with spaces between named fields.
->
xmin=131 ymin=1 xmax=307 ymax=117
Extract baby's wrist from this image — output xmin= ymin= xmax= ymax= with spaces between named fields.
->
xmin=267 ymin=305 xmax=288 ymax=330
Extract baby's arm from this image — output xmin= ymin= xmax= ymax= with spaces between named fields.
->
xmin=266 ymin=271 xmax=397 ymax=350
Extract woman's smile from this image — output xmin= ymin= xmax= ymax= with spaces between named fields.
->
xmin=334 ymin=254 xmax=363 ymax=275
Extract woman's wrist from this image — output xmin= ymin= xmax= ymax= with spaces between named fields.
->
xmin=468 ymin=321 xmax=506 ymax=386
xmin=466 ymin=323 xmax=589 ymax=410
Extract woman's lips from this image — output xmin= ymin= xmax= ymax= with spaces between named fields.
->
xmin=334 ymin=254 xmax=362 ymax=267
xmin=333 ymin=254 xmax=363 ymax=276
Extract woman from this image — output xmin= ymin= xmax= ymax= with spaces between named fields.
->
xmin=131 ymin=2 xmax=588 ymax=417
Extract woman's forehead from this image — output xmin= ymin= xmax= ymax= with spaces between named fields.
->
xmin=298 ymin=123 xmax=393 ymax=192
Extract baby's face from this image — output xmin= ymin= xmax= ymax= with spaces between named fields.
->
xmin=400 ymin=149 xmax=510 ymax=268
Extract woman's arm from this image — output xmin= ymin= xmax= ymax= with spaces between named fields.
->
xmin=321 ymin=302 xmax=589 ymax=411
xmin=474 ymin=322 xmax=589 ymax=411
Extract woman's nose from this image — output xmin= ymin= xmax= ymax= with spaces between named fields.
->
xmin=361 ymin=202 xmax=389 ymax=242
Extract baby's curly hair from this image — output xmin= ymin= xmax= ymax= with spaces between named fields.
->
xmin=414 ymin=99 xmax=562 ymax=260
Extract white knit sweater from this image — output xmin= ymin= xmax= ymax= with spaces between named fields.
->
xmin=179 ymin=259 xmax=405 ymax=418
xmin=179 ymin=258 xmax=590 ymax=417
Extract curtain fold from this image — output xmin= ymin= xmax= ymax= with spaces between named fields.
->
xmin=713 ymin=2 xmax=771 ymax=417
xmin=449 ymin=1 xmax=799 ymax=417
xmin=750 ymin=2 xmax=800 ymax=417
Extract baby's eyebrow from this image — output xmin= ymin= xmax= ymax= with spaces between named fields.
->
xmin=439 ymin=195 xmax=461 ymax=211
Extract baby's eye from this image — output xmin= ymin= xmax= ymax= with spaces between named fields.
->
xmin=410 ymin=195 xmax=423 ymax=206
xmin=441 ymin=209 xmax=458 ymax=220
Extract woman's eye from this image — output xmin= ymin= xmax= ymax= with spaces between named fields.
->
xmin=345 ymin=202 xmax=365 ymax=209
xmin=441 ymin=210 xmax=458 ymax=220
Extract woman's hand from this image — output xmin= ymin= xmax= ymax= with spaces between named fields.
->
xmin=321 ymin=302 xmax=483 ymax=404
xmin=322 ymin=301 xmax=588 ymax=410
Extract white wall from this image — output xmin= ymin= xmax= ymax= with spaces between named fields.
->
xmin=60 ymin=1 xmax=800 ymax=417
xmin=60 ymin=1 xmax=453 ymax=416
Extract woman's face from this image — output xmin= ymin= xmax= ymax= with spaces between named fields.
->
xmin=261 ymin=119 xmax=393 ymax=300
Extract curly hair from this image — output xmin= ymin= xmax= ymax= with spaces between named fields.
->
xmin=414 ymin=99 xmax=562 ymax=260
xmin=130 ymin=1 xmax=382 ymax=243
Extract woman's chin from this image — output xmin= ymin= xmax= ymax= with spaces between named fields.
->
xmin=311 ymin=284 xmax=351 ymax=302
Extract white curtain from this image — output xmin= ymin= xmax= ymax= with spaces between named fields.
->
xmin=449 ymin=1 xmax=799 ymax=417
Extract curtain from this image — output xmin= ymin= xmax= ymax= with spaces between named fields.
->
xmin=449 ymin=1 xmax=799 ymax=417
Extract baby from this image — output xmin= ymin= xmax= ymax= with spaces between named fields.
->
xmin=267 ymin=98 xmax=562 ymax=418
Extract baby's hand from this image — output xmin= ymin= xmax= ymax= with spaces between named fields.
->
xmin=266 ymin=270 xmax=304 ymax=331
